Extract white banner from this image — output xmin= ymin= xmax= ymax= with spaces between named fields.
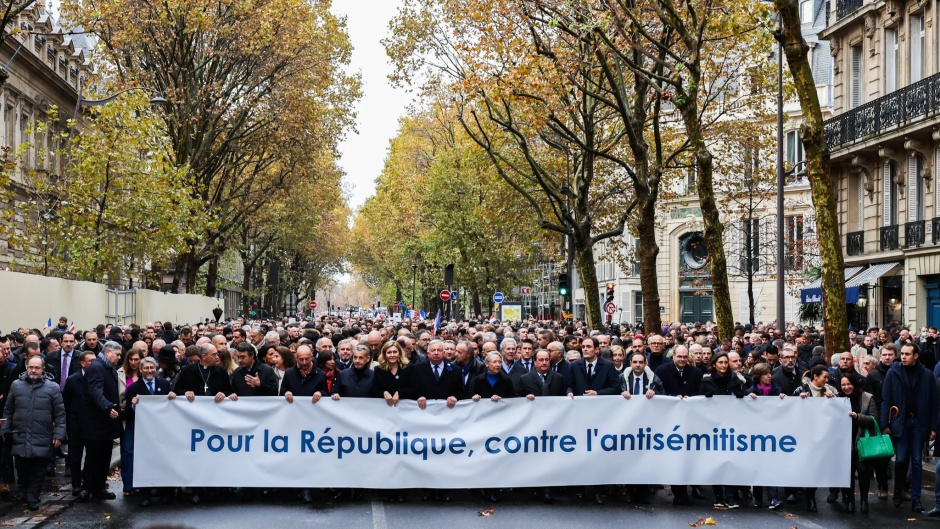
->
xmin=134 ymin=395 xmax=851 ymax=488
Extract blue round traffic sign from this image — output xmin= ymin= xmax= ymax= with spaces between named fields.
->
xmin=493 ymin=291 xmax=504 ymax=303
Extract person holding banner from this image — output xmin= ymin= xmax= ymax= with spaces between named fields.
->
xmin=469 ymin=352 xmax=516 ymax=402
xmin=745 ymin=363 xmax=785 ymax=510
xmin=413 ymin=339 xmax=462 ymax=411
xmin=371 ymin=341 xmax=415 ymax=406
xmin=837 ymin=372 xmax=877 ymax=514
xmin=700 ymin=353 xmax=746 ymax=509
xmin=795 ymin=364 xmax=838 ymax=512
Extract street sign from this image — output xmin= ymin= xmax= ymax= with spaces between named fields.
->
xmin=493 ymin=291 xmax=504 ymax=303
xmin=451 ymin=290 xmax=458 ymax=300
xmin=440 ymin=290 xmax=451 ymax=301
xmin=604 ymin=301 xmax=617 ymax=315
xmin=562 ymin=312 xmax=573 ymax=318
xmin=398 ymin=301 xmax=405 ymax=309
xmin=309 ymin=301 xmax=317 ymax=309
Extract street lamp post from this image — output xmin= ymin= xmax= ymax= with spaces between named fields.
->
xmin=412 ymin=263 xmax=418 ymax=317
xmin=776 ymin=36 xmax=786 ymax=332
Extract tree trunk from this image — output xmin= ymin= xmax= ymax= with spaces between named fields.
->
xmin=184 ymin=251 xmax=199 ymax=294
xmin=574 ymin=236 xmax=602 ymax=330
xmin=242 ymin=259 xmax=253 ymax=315
xmin=688 ymin=139 xmax=734 ymax=339
xmin=636 ymin=197 xmax=662 ymax=332
xmin=775 ymin=0 xmax=849 ymax=357
xmin=204 ymin=256 xmax=219 ymax=297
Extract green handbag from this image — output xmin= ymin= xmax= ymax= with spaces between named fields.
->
xmin=856 ymin=417 xmax=895 ymax=461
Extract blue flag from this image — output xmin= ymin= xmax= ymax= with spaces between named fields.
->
xmin=432 ymin=309 xmax=441 ymax=336
xmin=45 ymin=318 xmax=52 ymax=329
xmin=419 ymin=310 xmax=427 ymax=320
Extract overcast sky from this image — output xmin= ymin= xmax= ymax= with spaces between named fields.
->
xmin=332 ymin=0 xmax=413 ymax=212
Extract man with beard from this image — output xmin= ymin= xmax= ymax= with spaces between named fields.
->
xmin=1 ymin=356 xmax=65 ymax=510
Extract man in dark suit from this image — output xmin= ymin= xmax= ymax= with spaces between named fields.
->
xmin=453 ymin=340 xmax=484 ymax=399
xmin=126 ymin=357 xmax=173 ymax=506
xmin=230 ymin=342 xmax=279 ymax=397
xmin=518 ymin=349 xmax=566 ymax=398
xmin=46 ymin=332 xmax=81 ymax=390
xmin=62 ymin=351 xmax=95 ymax=493
xmin=547 ymin=341 xmax=571 ymax=388
xmin=173 ymin=343 xmax=234 ymax=401
xmin=567 ymin=336 xmax=620 ymax=397
xmin=413 ymin=339 xmax=463 ymax=410
xmin=80 ymin=341 xmax=123 ymax=502
xmin=499 ymin=338 xmax=525 ymax=389
xmin=654 ymin=344 xmax=703 ymax=505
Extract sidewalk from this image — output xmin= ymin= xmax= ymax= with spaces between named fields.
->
xmin=0 ymin=442 xmax=121 ymax=527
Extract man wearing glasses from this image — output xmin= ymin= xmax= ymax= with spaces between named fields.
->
xmin=646 ymin=335 xmax=672 ymax=370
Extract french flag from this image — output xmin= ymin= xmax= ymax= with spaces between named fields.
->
xmin=431 ymin=309 xmax=441 ymax=337
xmin=68 ymin=322 xmax=76 ymax=333
xmin=45 ymin=318 xmax=52 ymax=329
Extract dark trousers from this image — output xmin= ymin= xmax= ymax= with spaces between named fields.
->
xmin=0 ymin=436 xmax=12 ymax=484
xmin=846 ymin=450 xmax=873 ymax=498
xmin=83 ymin=439 xmax=112 ymax=494
xmin=14 ymin=457 xmax=47 ymax=503
xmin=68 ymin=437 xmax=85 ymax=490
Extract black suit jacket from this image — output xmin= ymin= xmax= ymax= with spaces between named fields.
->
xmin=517 ymin=369 xmax=567 ymax=397
xmin=333 ymin=368 xmax=374 ymax=398
xmin=469 ymin=371 xmax=516 ymax=399
xmin=62 ymin=370 xmax=89 ymax=440
xmin=46 ymin=349 xmax=82 ymax=385
xmin=413 ymin=361 xmax=464 ymax=400
xmin=173 ymin=363 xmax=234 ymax=397
xmin=84 ymin=357 xmax=123 ymax=441
xmin=454 ymin=358 xmax=485 ymax=399
xmin=502 ymin=360 xmax=527 ymax=388
xmin=567 ymin=357 xmax=620 ymax=395
xmin=655 ymin=363 xmax=703 ymax=397
xmin=125 ymin=376 xmax=172 ymax=431
xmin=231 ymin=363 xmax=279 ymax=397
xmin=550 ymin=360 xmax=571 ymax=388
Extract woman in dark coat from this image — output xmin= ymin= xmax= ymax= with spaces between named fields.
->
xmin=470 ymin=352 xmax=516 ymax=402
xmin=838 ymin=372 xmax=877 ymax=514
xmin=699 ymin=353 xmax=746 ymax=508
xmin=370 ymin=341 xmax=416 ymax=404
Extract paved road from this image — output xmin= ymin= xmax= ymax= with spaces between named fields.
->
xmin=12 ymin=482 xmax=940 ymax=529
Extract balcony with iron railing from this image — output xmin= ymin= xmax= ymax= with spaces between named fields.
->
xmin=835 ymin=0 xmax=863 ymax=21
xmin=824 ymin=71 xmax=940 ymax=150
xmin=847 ymin=231 xmax=864 ymax=255
xmin=906 ymin=220 xmax=926 ymax=248
xmin=880 ymin=225 xmax=899 ymax=251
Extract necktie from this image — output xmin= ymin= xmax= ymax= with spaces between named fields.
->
xmin=147 ymin=380 xmax=154 ymax=395
xmin=634 ymin=376 xmax=640 ymax=395
xmin=552 ymin=363 xmax=558 ymax=372
xmin=60 ymin=353 xmax=70 ymax=391
xmin=540 ymin=373 xmax=548 ymax=394
xmin=587 ymin=363 xmax=593 ymax=380
xmin=525 ymin=361 xmax=531 ymax=373
xmin=434 ymin=364 xmax=440 ymax=380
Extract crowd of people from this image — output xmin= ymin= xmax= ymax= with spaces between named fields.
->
xmin=1 ymin=314 xmax=939 ymax=516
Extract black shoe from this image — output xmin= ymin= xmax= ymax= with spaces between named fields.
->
xmin=191 ymin=494 xmax=201 ymax=505
xmin=927 ymin=507 xmax=940 ymax=517
xmin=46 ymin=468 xmax=56 ymax=478
xmin=893 ymin=493 xmax=902 ymax=507
xmin=860 ymin=498 xmax=868 ymax=514
xmin=594 ymin=492 xmax=605 ymax=505
xmin=846 ymin=498 xmax=855 ymax=513
xmin=673 ymin=496 xmax=688 ymax=506
xmin=302 ymin=490 xmax=313 ymax=503
xmin=77 ymin=490 xmax=91 ymax=502
xmin=691 ymin=486 xmax=706 ymax=499
xmin=806 ymin=498 xmax=817 ymax=512
xmin=786 ymin=493 xmax=797 ymax=504
xmin=826 ymin=491 xmax=838 ymax=503
xmin=753 ymin=500 xmax=763 ymax=508
xmin=95 ymin=490 xmax=116 ymax=500
xmin=913 ymin=499 xmax=925 ymax=513
xmin=27 ymin=501 xmax=39 ymax=511
xmin=71 ymin=489 xmax=81 ymax=496
xmin=542 ymin=492 xmax=553 ymax=504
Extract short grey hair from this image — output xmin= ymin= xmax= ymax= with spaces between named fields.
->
xmin=140 ymin=357 xmax=158 ymax=369
xmin=103 ymin=341 xmax=123 ymax=354
xmin=499 ymin=338 xmax=517 ymax=351
xmin=484 ymin=351 xmax=502 ymax=364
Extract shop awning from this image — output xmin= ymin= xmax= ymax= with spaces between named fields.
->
xmin=800 ymin=266 xmax=863 ymax=304
xmin=845 ymin=262 xmax=901 ymax=288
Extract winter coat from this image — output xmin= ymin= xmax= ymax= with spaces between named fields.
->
xmin=880 ymin=361 xmax=939 ymax=437
xmin=1 ymin=372 xmax=65 ymax=458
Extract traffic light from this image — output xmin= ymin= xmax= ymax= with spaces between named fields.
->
xmin=444 ymin=264 xmax=454 ymax=285
xmin=558 ymin=273 xmax=569 ymax=297
xmin=606 ymin=282 xmax=615 ymax=303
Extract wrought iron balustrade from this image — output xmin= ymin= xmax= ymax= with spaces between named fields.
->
xmin=847 ymin=231 xmax=864 ymax=255
xmin=824 ymin=72 xmax=940 ymax=149
xmin=880 ymin=225 xmax=899 ymax=251
xmin=906 ymin=220 xmax=925 ymax=248
xmin=836 ymin=0 xmax=863 ymax=20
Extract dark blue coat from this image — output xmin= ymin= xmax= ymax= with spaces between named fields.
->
xmin=880 ymin=362 xmax=939 ymax=436
xmin=83 ymin=356 xmax=123 ymax=441
xmin=567 ymin=357 xmax=620 ymax=395
xmin=655 ymin=363 xmax=703 ymax=397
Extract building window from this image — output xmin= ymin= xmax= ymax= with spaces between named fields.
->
xmin=850 ymin=44 xmax=863 ymax=108
xmin=59 ymin=56 xmax=67 ymax=74
xmin=785 ymin=130 xmax=804 ymax=177
xmin=911 ymin=14 xmax=925 ymax=84
xmin=909 ymin=154 xmax=925 ymax=222
xmin=785 ymin=215 xmax=804 ymax=271
xmin=884 ymin=161 xmax=899 ymax=226
xmin=633 ymin=291 xmax=643 ymax=324
xmin=740 ymin=217 xmax=760 ymax=274
xmin=800 ymin=0 xmax=813 ymax=23
xmin=886 ymin=28 xmax=898 ymax=93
